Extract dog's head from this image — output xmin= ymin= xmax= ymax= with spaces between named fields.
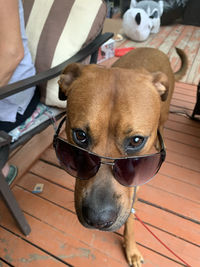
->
xmin=58 ymin=63 xmax=168 ymax=231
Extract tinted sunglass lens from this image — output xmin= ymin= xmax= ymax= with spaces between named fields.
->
xmin=113 ymin=154 xmax=162 ymax=186
xmin=56 ymin=139 xmax=100 ymax=179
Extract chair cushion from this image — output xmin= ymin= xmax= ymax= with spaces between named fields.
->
xmin=23 ymin=0 xmax=107 ymax=108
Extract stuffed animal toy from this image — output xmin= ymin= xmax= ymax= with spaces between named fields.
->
xmin=122 ymin=0 xmax=164 ymax=42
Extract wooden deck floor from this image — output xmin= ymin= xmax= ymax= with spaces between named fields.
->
xmin=0 ymin=84 xmax=200 ymax=267
xmin=1 ymin=23 xmax=200 ymax=267
xmin=123 ymin=25 xmax=200 ymax=85
xmin=103 ymin=21 xmax=200 ymax=86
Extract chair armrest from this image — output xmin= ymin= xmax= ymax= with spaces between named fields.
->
xmin=0 ymin=32 xmax=113 ymax=100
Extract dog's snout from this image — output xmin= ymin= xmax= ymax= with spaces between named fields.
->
xmin=77 ymin=181 xmax=121 ymax=230
xmin=82 ymin=205 xmax=117 ymax=229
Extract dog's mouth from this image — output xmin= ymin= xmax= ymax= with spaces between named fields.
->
xmin=74 ymin=176 xmax=133 ymax=232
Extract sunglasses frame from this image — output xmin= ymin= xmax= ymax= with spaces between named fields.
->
xmin=53 ymin=116 xmax=166 ymax=186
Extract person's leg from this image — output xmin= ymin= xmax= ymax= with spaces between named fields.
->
xmin=0 ymin=88 xmax=40 ymax=132
xmin=0 ymin=89 xmax=39 ymax=184
xmin=2 ymin=162 xmax=18 ymax=185
xmin=2 ymin=162 xmax=9 ymax=177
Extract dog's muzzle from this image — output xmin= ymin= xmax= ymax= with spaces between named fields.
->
xmin=76 ymin=183 xmax=120 ymax=230
xmin=82 ymin=204 xmax=118 ymax=230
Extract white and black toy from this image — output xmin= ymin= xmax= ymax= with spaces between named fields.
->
xmin=123 ymin=0 xmax=164 ymax=42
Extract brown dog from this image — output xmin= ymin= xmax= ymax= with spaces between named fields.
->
xmin=57 ymin=47 xmax=187 ymax=266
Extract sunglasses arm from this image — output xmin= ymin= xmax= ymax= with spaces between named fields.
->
xmin=53 ymin=116 xmax=67 ymax=147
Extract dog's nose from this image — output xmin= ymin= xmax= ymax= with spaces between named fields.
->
xmin=82 ymin=205 xmax=117 ymax=229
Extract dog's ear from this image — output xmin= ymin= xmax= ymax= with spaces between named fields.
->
xmin=58 ymin=63 xmax=83 ymax=100
xmin=152 ymin=72 xmax=169 ymax=101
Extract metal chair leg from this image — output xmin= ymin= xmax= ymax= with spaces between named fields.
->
xmin=0 ymin=171 xmax=31 ymax=236
xmin=191 ymin=82 xmax=200 ymax=119
xmin=0 ymin=131 xmax=31 ymax=236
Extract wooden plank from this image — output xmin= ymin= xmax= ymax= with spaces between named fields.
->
xmin=125 ymin=25 xmax=174 ymax=49
xmin=174 ymin=86 xmax=197 ymax=98
xmin=123 ymin=32 xmax=155 ymax=48
xmin=149 ymin=172 xmax=200 ymax=203
xmin=7 ymin=186 xmax=200 ymax=266
xmin=166 ymin=149 xmax=200 ymax=173
xmin=102 ymin=23 xmax=199 ymax=85
xmin=0 ymin=227 xmax=64 ymax=267
xmin=192 ymin=48 xmax=200 ymax=85
xmin=103 ymin=24 xmax=200 ymax=86
xmin=30 ymin=161 xmax=75 ymax=191
xmin=132 ymin=220 xmax=199 ymax=267
xmin=40 ymin=143 xmax=200 ymax=187
xmin=165 ymin=120 xmax=200 ymax=137
xmin=0 ymin=259 xmax=10 ymax=267
xmin=164 ymin=128 xmax=200 ymax=149
xmin=0 ymin=187 xmax=180 ymax=267
xmin=175 ymin=82 xmax=197 ymax=90
xmin=9 ymin=124 xmax=56 ymax=185
xmin=0 ymin=202 xmax=127 ymax=267
xmin=2 ymin=23 xmax=200 ymax=267
xmin=18 ymin=171 xmax=200 ymax=245
xmin=139 ymin=183 xmax=200 ymax=222
xmin=165 ymin=138 xmax=200 ymax=160
xmin=37 ymin=126 xmax=200 ymax=185
xmin=41 ymin=121 xmax=200 ymax=165
xmin=182 ymin=27 xmax=200 ymax=84
xmin=135 ymin=201 xmax=200 ymax=246
xmin=160 ymin=161 xmax=200 ymax=187
xmin=172 ymin=92 xmax=196 ymax=104
xmin=170 ymin=98 xmax=194 ymax=111
xmin=167 ymin=25 xmax=198 ymax=83
xmin=147 ymin=26 xmax=175 ymax=48
xmin=188 ymin=46 xmax=200 ymax=85
xmin=40 ymin=147 xmax=58 ymax=165
xmin=18 ymin=173 xmax=75 ymax=212
xmin=159 ymin=25 xmax=185 ymax=54
xmin=169 ymin=26 xmax=195 ymax=73
xmin=168 ymin=113 xmax=199 ymax=127
xmin=138 ymin=246 xmax=186 ymax=267
xmin=9 ymin=145 xmax=23 ymax=158
xmin=30 ymin=160 xmax=200 ymax=205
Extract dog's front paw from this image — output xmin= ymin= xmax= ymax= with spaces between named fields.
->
xmin=125 ymin=245 xmax=144 ymax=267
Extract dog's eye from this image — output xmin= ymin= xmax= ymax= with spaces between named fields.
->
xmin=73 ymin=129 xmax=89 ymax=148
xmin=126 ymin=136 xmax=147 ymax=153
xmin=130 ymin=136 xmax=144 ymax=147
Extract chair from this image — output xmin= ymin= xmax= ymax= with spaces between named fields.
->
xmin=0 ymin=0 xmax=113 ymax=236
xmin=191 ymin=81 xmax=200 ymax=120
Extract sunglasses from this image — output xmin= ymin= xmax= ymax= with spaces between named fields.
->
xmin=53 ymin=117 xmax=166 ymax=187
